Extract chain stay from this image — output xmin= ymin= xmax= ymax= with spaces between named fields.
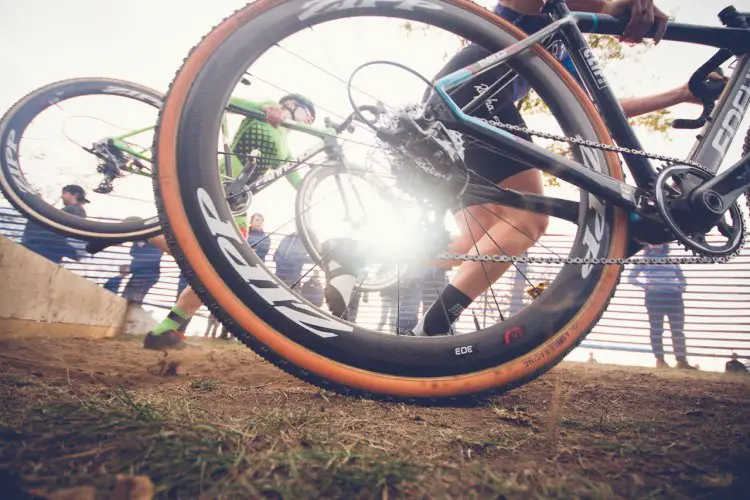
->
xmin=432 ymin=119 xmax=744 ymax=266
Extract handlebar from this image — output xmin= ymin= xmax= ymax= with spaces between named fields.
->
xmin=672 ymin=49 xmax=731 ymax=130
xmin=325 ymin=102 xmax=386 ymax=134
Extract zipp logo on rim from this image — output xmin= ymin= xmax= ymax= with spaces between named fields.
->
xmin=197 ymin=188 xmax=353 ymax=339
xmin=3 ymin=129 xmax=33 ymax=195
xmin=579 ymin=47 xmax=607 ymax=90
xmin=101 ymin=85 xmax=162 ymax=108
xmin=712 ymin=66 xmax=750 ymax=156
xmin=299 ymin=0 xmax=442 ymax=21
xmin=578 ymin=142 xmax=606 ymax=278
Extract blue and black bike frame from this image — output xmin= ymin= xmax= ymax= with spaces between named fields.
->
xmin=432 ymin=0 xmax=750 ymax=236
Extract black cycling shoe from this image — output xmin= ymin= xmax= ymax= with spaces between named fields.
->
xmin=143 ymin=330 xmax=186 ymax=350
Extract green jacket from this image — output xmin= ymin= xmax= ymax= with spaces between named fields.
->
xmin=221 ymin=97 xmax=303 ymax=232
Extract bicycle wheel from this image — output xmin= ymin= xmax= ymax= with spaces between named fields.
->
xmin=155 ymin=0 xmax=628 ymax=401
xmin=296 ymin=162 xmax=407 ymax=292
xmin=0 ymin=78 xmax=163 ymax=241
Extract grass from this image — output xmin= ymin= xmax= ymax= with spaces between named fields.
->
xmin=0 ymin=376 xmax=422 ymax=499
xmin=1 ymin=354 xmax=749 ymax=499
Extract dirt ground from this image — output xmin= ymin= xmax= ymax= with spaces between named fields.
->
xmin=1 ymin=335 xmax=749 ymax=499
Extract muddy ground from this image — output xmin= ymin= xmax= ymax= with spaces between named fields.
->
xmin=1 ymin=335 xmax=749 ymax=499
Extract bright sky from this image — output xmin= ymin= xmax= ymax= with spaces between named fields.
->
xmin=2 ymin=0 xmax=750 ymax=371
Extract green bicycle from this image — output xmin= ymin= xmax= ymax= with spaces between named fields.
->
xmin=0 ymin=77 xmax=401 ymax=290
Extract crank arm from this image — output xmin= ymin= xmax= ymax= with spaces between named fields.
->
xmin=689 ymin=151 xmax=750 ymax=223
xmin=225 ymin=162 xmax=258 ymax=198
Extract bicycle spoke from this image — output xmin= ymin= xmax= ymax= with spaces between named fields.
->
xmin=463 ymin=206 xmax=538 ymax=293
xmin=459 ymin=203 xmax=505 ymax=323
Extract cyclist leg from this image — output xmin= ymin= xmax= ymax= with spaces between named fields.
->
xmin=142 ymin=121 xmax=278 ymax=348
xmin=413 ymin=45 xmax=547 ymax=336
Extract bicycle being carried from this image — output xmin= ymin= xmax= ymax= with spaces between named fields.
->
xmin=6 ymin=0 xmax=750 ymax=402
xmin=0 ymin=78 xmax=397 ymax=292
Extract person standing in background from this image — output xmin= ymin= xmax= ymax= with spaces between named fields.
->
xmin=103 ymin=264 xmax=131 ymax=295
xmin=122 ymin=239 xmax=163 ymax=305
xmin=21 ymin=184 xmax=88 ymax=264
xmin=274 ymin=232 xmax=311 ymax=286
xmin=629 ymin=243 xmax=696 ymax=370
xmin=247 ymin=213 xmax=270 ymax=263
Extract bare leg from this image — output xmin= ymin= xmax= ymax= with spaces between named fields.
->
xmin=142 ymin=234 xmax=205 ymax=348
xmin=449 ymin=169 xmax=548 ymax=300
xmin=414 ymin=169 xmax=547 ymax=336
xmin=148 ymin=233 xmax=202 ymax=316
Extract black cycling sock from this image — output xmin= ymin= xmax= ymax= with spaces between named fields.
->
xmin=177 ymin=316 xmax=193 ymax=334
xmin=415 ymin=284 xmax=472 ymax=336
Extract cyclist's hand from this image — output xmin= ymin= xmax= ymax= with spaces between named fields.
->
xmin=264 ymin=105 xmax=285 ymax=127
xmin=683 ymin=72 xmax=726 ymax=104
xmin=604 ymin=0 xmax=669 ymax=44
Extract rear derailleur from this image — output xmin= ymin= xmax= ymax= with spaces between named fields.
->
xmin=86 ymin=139 xmax=149 ymax=194
xmin=375 ymin=106 xmax=469 ymax=211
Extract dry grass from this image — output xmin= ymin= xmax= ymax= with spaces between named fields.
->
xmin=0 ymin=336 xmax=749 ymax=499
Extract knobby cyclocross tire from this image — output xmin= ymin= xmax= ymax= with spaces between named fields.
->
xmin=0 ymin=78 xmax=163 ymax=241
xmin=154 ymin=0 xmax=628 ymax=402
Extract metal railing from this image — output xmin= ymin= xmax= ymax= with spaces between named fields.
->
xmin=2 ymin=205 xmax=748 ymax=370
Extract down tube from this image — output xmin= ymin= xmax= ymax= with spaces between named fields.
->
xmin=687 ymin=54 xmax=750 ymax=173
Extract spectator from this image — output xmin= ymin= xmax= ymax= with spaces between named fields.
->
xmin=587 ymin=352 xmax=598 ymax=364
xmin=726 ymin=353 xmax=749 ymax=375
xmin=204 ymin=314 xmax=227 ymax=339
xmin=103 ymin=264 xmax=131 ymax=294
xmin=629 ymin=243 xmax=696 ymax=370
xmin=122 ymin=239 xmax=162 ymax=304
xmin=300 ymin=274 xmax=324 ymax=308
xmin=274 ymin=232 xmax=311 ymax=286
xmin=21 ymin=184 xmax=89 ymax=264
xmin=247 ymin=213 xmax=270 ymax=262
xmin=377 ymin=280 xmax=400 ymax=332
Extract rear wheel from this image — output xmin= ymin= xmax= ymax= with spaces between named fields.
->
xmin=154 ymin=0 xmax=628 ymax=401
xmin=0 ymin=78 xmax=163 ymax=241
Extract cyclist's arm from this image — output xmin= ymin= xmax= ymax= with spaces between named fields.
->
xmin=621 ymin=72 xmax=725 ymax=118
xmin=619 ymin=86 xmax=689 ymax=118
xmin=229 ymin=96 xmax=279 ymax=115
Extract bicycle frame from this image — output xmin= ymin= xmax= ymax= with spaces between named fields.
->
xmin=432 ymin=0 xmax=750 ymax=224
xmin=109 ymin=125 xmax=154 ymax=164
xmin=104 ymin=98 xmax=343 ymax=191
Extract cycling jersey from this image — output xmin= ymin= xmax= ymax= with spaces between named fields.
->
xmin=221 ymin=97 xmax=303 ymax=234
xmin=429 ymin=3 xmax=583 ymax=187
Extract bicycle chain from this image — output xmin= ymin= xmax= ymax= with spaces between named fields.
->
xmin=431 ymin=118 xmax=747 ymax=267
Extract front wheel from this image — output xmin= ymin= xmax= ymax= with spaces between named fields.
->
xmin=154 ymin=0 xmax=628 ymax=401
